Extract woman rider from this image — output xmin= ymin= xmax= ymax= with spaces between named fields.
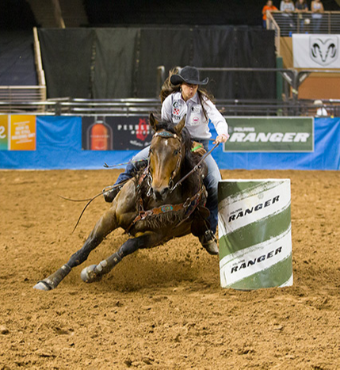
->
xmin=105 ymin=66 xmax=229 ymax=254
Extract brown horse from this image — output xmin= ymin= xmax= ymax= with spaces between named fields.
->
xmin=34 ymin=114 xmax=211 ymax=291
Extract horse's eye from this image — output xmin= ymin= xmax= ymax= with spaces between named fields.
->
xmin=174 ymin=149 xmax=180 ymax=156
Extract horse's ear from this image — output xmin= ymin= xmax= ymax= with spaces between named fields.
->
xmin=149 ymin=113 xmax=159 ymax=131
xmin=174 ymin=115 xmax=186 ymax=134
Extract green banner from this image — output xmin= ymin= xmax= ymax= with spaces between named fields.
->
xmin=224 ymin=117 xmax=314 ymax=152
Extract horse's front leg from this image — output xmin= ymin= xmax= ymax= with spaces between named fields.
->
xmin=33 ymin=206 xmax=118 ymax=291
xmin=81 ymin=232 xmax=162 ymax=283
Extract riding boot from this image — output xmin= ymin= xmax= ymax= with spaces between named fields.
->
xmin=103 ymin=160 xmax=148 ymax=203
xmin=199 ymin=230 xmax=219 ymax=255
xmin=103 ymin=186 xmax=121 ymax=203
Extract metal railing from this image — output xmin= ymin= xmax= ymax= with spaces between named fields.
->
xmin=0 ymin=86 xmax=47 ymax=113
xmin=268 ymin=11 xmax=340 ymax=36
xmin=0 ymin=97 xmax=339 ymax=117
xmin=1 ymin=67 xmax=339 ymax=116
xmin=0 ymin=98 xmax=162 ymax=116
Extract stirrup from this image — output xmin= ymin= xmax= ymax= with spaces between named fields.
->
xmin=199 ymin=230 xmax=219 ymax=255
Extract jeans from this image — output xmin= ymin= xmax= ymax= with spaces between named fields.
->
xmin=312 ymin=16 xmax=322 ymax=33
xmin=115 ymin=139 xmax=220 ymax=234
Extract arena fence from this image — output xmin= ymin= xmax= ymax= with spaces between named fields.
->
xmin=267 ymin=11 xmax=340 ymax=36
xmin=0 ymin=86 xmax=46 ymax=113
xmin=0 ymin=97 xmax=339 ymax=117
xmin=1 ymin=66 xmax=339 ymax=116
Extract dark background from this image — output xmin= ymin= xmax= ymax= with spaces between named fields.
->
xmin=1 ymin=0 xmax=339 ymax=30
xmin=0 ymin=0 xmax=338 ymax=97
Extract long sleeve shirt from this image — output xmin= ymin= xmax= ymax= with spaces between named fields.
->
xmin=161 ymin=92 xmax=229 ymax=140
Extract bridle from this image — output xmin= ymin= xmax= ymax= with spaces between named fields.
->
xmin=148 ymin=130 xmax=184 ymax=193
xmin=147 ymin=129 xmax=220 ymax=194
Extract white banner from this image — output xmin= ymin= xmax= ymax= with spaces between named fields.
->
xmin=293 ymin=34 xmax=340 ymax=68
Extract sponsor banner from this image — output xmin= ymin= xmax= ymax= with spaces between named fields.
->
xmin=0 ymin=116 xmax=338 ymax=170
xmin=293 ymin=34 xmax=340 ymax=68
xmin=0 ymin=115 xmax=36 ymax=151
xmin=218 ymin=180 xmax=290 ymax=237
xmin=82 ymin=116 xmax=152 ymax=150
xmin=0 ymin=115 xmax=8 ymax=150
xmin=224 ymin=117 xmax=313 ymax=152
xmin=218 ymin=179 xmax=293 ymax=290
xmin=10 ymin=115 xmax=36 ymax=150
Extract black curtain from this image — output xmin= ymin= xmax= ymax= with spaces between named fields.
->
xmin=233 ymin=27 xmax=276 ymax=99
xmin=192 ymin=27 xmax=235 ymax=98
xmin=135 ymin=28 xmax=192 ymax=98
xmin=92 ymin=28 xmax=139 ymax=98
xmin=39 ymin=27 xmax=276 ymax=100
xmin=38 ymin=29 xmax=94 ymax=98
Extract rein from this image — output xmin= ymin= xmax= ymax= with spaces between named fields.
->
xmin=170 ymin=142 xmax=220 ymax=192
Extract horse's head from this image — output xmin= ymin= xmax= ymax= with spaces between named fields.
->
xmin=148 ymin=113 xmax=186 ymax=200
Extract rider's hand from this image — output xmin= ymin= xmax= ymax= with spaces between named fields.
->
xmin=213 ymin=134 xmax=229 ymax=144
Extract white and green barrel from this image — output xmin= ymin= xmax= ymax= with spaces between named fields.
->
xmin=218 ymin=179 xmax=293 ymax=290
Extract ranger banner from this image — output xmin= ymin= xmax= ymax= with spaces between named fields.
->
xmin=224 ymin=117 xmax=313 ymax=152
xmin=218 ymin=179 xmax=293 ymax=290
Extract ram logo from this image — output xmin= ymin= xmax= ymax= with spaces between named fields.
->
xmin=310 ymin=36 xmax=338 ymax=66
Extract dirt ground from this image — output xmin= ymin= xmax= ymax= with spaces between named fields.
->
xmin=0 ymin=169 xmax=339 ymax=369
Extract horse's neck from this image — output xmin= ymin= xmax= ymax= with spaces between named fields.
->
xmin=180 ymin=159 xmax=204 ymax=192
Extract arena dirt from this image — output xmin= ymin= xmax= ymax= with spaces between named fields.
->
xmin=0 ymin=169 xmax=339 ymax=369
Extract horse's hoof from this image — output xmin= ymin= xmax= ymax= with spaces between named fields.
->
xmin=81 ymin=265 xmax=102 ymax=283
xmin=33 ymin=280 xmax=52 ymax=291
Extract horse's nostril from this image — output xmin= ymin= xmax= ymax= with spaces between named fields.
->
xmin=153 ymin=190 xmax=163 ymax=200
xmin=161 ymin=187 xmax=169 ymax=195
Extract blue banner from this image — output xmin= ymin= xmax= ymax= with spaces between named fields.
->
xmin=209 ymin=117 xmax=340 ymax=171
xmin=0 ymin=116 xmax=339 ymax=170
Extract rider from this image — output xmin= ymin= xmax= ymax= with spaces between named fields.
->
xmin=104 ymin=66 xmax=229 ymax=254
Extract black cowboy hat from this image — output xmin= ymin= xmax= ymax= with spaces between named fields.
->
xmin=170 ymin=66 xmax=209 ymax=86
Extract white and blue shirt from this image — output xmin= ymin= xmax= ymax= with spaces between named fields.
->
xmin=161 ymin=92 xmax=228 ymax=140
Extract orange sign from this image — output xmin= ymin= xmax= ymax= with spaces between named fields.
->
xmin=10 ymin=115 xmax=36 ymax=151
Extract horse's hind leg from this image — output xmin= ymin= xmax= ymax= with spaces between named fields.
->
xmin=33 ymin=207 xmax=118 ymax=291
xmin=81 ymin=232 xmax=161 ymax=283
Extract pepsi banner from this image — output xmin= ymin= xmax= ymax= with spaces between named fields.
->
xmin=293 ymin=34 xmax=340 ymax=68
xmin=82 ymin=116 xmax=152 ymax=150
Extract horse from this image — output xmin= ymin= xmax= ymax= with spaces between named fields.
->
xmin=33 ymin=113 xmax=212 ymax=291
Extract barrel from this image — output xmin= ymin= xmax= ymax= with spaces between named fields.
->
xmin=218 ymin=179 xmax=293 ymax=290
